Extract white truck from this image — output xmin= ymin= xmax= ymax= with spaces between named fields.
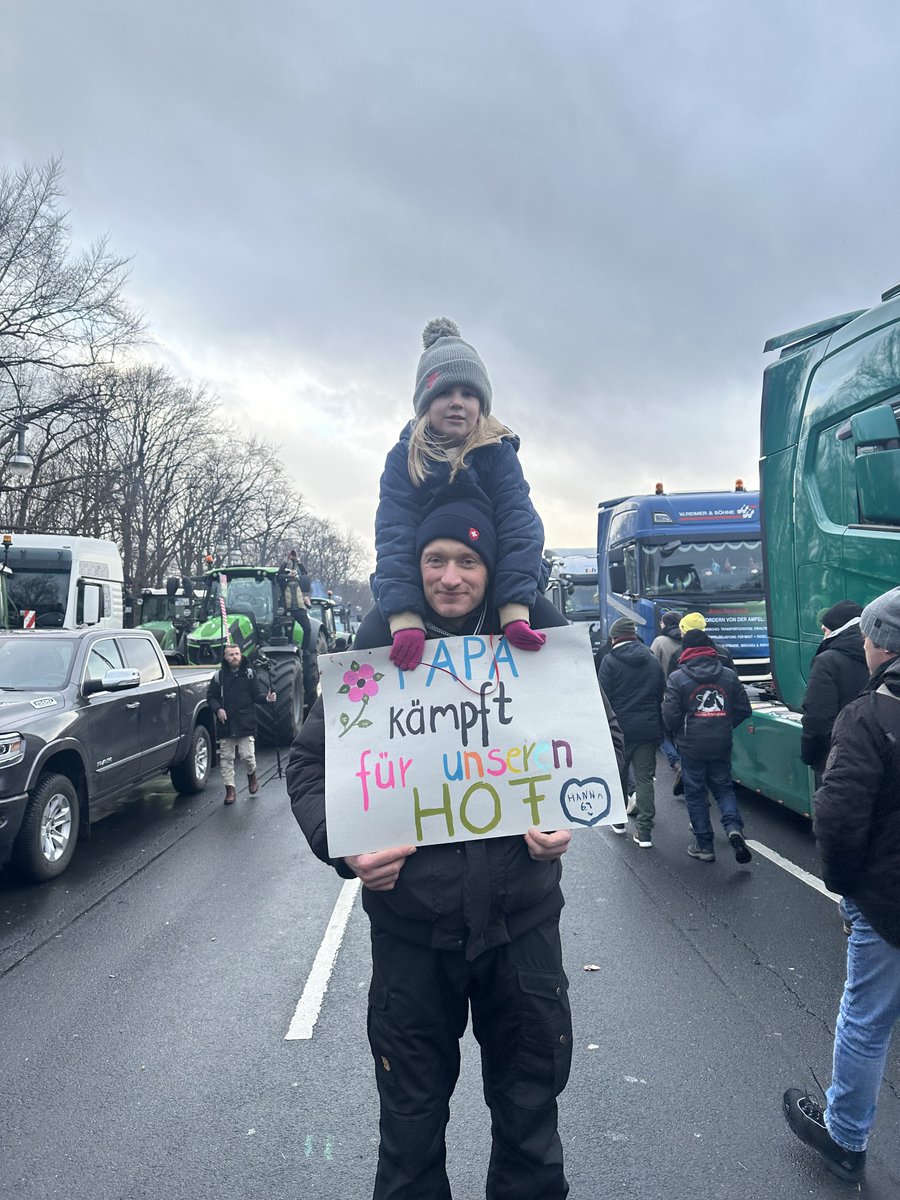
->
xmin=3 ymin=534 xmax=125 ymax=630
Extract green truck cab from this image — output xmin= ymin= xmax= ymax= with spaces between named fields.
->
xmin=731 ymin=285 xmax=900 ymax=815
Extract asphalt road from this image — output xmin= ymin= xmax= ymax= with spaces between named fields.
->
xmin=1 ymin=751 xmax=898 ymax=1199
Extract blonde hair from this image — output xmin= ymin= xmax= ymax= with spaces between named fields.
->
xmin=407 ymin=412 xmax=512 ymax=485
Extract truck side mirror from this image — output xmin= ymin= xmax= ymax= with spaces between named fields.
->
xmin=609 ymin=563 xmax=626 ymax=594
xmin=851 ymin=405 xmax=900 ymax=526
xmin=83 ymin=668 xmax=141 ymax=697
xmin=79 ymin=582 xmax=102 ymax=626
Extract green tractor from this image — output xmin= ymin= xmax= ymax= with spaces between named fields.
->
xmin=185 ymin=565 xmax=324 ymax=745
xmin=308 ymin=594 xmax=355 ymax=653
xmin=137 ymin=576 xmax=204 ymax=663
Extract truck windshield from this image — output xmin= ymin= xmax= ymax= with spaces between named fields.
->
xmin=567 ymin=582 xmax=599 ymax=615
xmin=640 ymin=540 xmax=764 ymax=597
xmin=0 ymin=637 xmax=76 ymax=688
xmin=209 ymin=577 xmax=273 ymax=624
xmin=140 ymin=595 xmax=171 ymax=623
xmin=8 ymin=568 xmax=70 ymax=628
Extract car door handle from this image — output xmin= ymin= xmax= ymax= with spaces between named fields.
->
xmin=164 ymin=692 xmax=177 ymax=700
xmin=125 ymin=701 xmax=141 ymax=710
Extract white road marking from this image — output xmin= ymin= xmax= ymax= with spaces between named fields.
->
xmin=745 ymin=840 xmax=841 ymax=904
xmin=285 ymin=877 xmax=361 ymax=1041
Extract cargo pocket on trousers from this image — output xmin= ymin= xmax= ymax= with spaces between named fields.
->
xmin=367 ymin=979 xmax=399 ymax=1104
xmin=509 ymin=968 xmax=573 ymax=1108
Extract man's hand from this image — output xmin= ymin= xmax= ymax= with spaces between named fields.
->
xmin=344 ymin=845 xmax=416 ymax=891
xmin=390 ymin=629 xmax=425 ymax=671
xmin=524 ymin=828 xmax=572 ymax=861
xmin=266 ymin=691 xmax=276 ymax=703
xmin=216 ymin=708 xmax=228 ymax=724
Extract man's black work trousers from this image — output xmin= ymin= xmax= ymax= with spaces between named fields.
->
xmin=367 ymin=919 xmax=572 ymax=1200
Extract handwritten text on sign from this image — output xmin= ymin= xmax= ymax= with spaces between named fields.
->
xmin=322 ymin=624 xmax=624 ymax=858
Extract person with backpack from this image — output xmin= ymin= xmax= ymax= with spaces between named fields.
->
xmin=207 ymin=643 xmax=275 ymax=804
xmin=662 ymin=628 xmax=753 ymax=864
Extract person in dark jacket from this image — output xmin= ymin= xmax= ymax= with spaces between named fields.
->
xmin=668 ymin=611 xmax=737 ymax=675
xmin=800 ymin=600 xmax=867 ymax=776
xmin=288 ymin=494 xmax=624 ymax=1200
xmin=662 ymin=629 xmax=753 ymax=864
xmin=599 ymin=616 xmax=665 ymax=847
xmin=783 ymin=586 xmax=900 ymax=1185
xmin=374 ymin=317 xmax=547 ymax=673
xmin=206 ymin=643 xmax=275 ymax=804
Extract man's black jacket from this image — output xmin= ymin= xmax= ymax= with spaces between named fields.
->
xmin=207 ymin=661 xmax=268 ymax=738
xmin=813 ymin=655 xmax=900 ymax=947
xmin=800 ymin=624 xmax=868 ymax=769
xmin=287 ymin=594 xmax=624 ymax=961
xmin=662 ymin=647 xmax=751 ymax=760
xmin=598 ymin=639 xmax=664 ymax=743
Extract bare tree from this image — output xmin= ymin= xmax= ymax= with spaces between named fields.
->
xmin=0 ymin=158 xmax=141 ymax=386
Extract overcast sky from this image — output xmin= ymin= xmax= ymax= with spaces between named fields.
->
xmin=4 ymin=1 xmax=899 ymax=565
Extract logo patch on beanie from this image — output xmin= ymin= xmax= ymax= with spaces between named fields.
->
xmin=426 ymin=370 xmax=441 ymax=389
xmin=468 ymin=527 xmax=480 ymax=542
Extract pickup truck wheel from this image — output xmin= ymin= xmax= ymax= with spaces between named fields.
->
xmin=257 ymin=656 xmax=304 ymax=746
xmin=14 ymin=774 xmax=80 ymax=882
xmin=170 ymin=724 xmax=213 ymax=794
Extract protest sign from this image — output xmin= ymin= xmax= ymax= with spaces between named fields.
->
xmin=322 ymin=624 xmax=624 ymax=858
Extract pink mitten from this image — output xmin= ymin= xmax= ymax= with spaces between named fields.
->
xmin=390 ymin=628 xmax=426 ymax=670
xmin=503 ymin=620 xmax=547 ymax=651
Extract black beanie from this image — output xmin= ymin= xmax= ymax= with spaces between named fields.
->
xmin=820 ymin=600 xmax=863 ymax=632
xmin=661 ymin=610 xmax=682 ymax=633
xmin=682 ymin=629 xmax=712 ymax=649
xmin=414 ymin=490 xmax=497 ymax=574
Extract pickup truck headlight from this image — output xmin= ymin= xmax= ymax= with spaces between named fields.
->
xmin=0 ymin=732 xmax=25 ymax=767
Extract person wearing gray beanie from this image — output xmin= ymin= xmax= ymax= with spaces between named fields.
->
xmin=784 ymin=582 xmax=900 ymax=1181
xmin=860 ymin=586 xmax=900 ymax=655
xmin=373 ymin=317 xmax=547 ymax=670
xmin=413 ymin=317 xmax=493 ymax=418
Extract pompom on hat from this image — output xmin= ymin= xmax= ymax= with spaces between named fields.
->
xmin=413 ymin=317 xmax=492 ymax=418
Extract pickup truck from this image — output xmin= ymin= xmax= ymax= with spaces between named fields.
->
xmin=0 ymin=628 xmax=217 ymax=882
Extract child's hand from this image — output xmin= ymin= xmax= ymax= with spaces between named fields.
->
xmin=503 ymin=620 xmax=547 ymax=651
xmin=390 ymin=628 xmax=425 ymax=670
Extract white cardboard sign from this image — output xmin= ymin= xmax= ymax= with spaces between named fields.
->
xmin=322 ymin=624 xmax=625 ymax=858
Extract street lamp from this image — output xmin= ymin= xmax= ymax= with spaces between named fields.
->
xmin=5 ymin=420 xmax=33 ymax=479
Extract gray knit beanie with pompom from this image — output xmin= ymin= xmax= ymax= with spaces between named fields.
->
xmin=413 ymin=317 xmax=492 ymax=418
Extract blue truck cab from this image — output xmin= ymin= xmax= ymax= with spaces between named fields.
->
xmin=596 ymin=488 xmax=770 ymax=678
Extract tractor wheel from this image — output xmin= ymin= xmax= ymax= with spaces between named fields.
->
xmin=257 ymin=655 xmax=304 ymax=746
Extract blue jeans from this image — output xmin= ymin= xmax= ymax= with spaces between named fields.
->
xmin=679 ymin=753 xmax=743 ymax=852
xmin=661 ymin=736 xmax=680 ymax=770
xmin=826 ymin=899 xmax=900 ymax=1152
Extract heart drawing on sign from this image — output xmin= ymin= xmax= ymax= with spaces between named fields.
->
xmin=559 ymin=777 xmax=612 ymax=826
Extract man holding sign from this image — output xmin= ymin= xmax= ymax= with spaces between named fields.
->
xmin=288 ymin=493 xmax=623 ymax=1200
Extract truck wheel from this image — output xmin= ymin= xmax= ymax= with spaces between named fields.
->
xmin=257 ymin=656 xmax=304 ymax=746
xmin=14 ymin=773 xmax=81 ymax=882
xmin=170 ymin=724 xmax=213 ymax=794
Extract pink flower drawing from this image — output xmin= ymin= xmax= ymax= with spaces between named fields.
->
xmin=337 ymin=659 xmax=383 ymax=737
xmin=343 ymin=662 xmax=379 ymax=703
